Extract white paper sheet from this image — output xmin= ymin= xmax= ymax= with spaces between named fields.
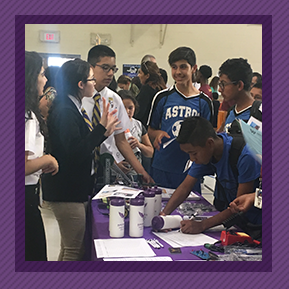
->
xmin=94 ymin=238 xmax=156 ymax=258
xmin=152 ymin=230 xmax=218 ymax=247
xmin=92 ymin=185 xmax=143 ymax=200
xmin=239 ymin=119 xmax=262 ymax=165
xmin=103 ymin=256 xmax=172 ymax=261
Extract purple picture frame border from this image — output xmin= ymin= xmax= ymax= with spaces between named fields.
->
xmin=16 ymin=15 xmax=271 ymax=272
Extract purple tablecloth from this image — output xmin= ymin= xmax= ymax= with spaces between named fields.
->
xmin=90 ymin=196 xmax=222 ymax=261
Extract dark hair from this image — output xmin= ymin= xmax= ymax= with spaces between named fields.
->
xmin=117 ymin=89 xmax=139 ymax=114
xmin=87 ymin=45 xmax=116 ymax=66
xmin=117 ymin=75 xmax=132 ymax=85
xmin=251 ymin=80 xmax=262 ymax=90
xmin=218 ymin=58 xmax=253 ymax=91
xmin=199 ymin=65 xmax=212 ymax=79
xmin=209 ymin=76 xmax=219 ymax=91
xmin=44 ymin=66 xmax=60 ymax=91
xmin=252 ymin=72 xmax=262 ymax=82
xmin=25 ymin=51 xmax=47 ymax=137
xmin=159 ymin=68 xmax=168 ymax=85
xmin=168 ymin=47 xmax=196 ymax=67
xmin=141 ymin=54 xmax=156 ymax=63
xmin=140 ymin=61 xmax=166 ymax=90
xmin=177 ymin=116 xmax=217 ymax=147
xmin=54 ymin=58 xmax=91 ymax=104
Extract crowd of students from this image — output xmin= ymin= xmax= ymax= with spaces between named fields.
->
xmin=25 ymin=44 xmax=262 ymax=261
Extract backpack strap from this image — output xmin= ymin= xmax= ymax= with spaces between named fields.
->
xmin=199 ymin=92 xmax=214 ymax=124
xmin=225 ymin=104 xmax=236 ymax=120
xmin=229 ymin=135 xmax=246 ymax=177
xmin=250 ymin=100 xmax=262 ymax=121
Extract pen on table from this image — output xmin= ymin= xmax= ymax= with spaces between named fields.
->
xmin=150 ymin=239 xmax=161 ymax=249
xmin=154 ymin=239 xmax=164 ymax=248
xmin=147 ymin=239 xmax=160 ymax=249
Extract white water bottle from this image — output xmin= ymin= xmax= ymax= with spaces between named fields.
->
xmin=124 ymin=128 xmax=141 ymax=154
xmin=129 ymin=198 xmax=144 ymax=237
xmin=153 ymin=187 xmax=162 ymax=216
xmin=143 ymin=189 xmax=155 ymax=227
xmin=151 ymin=215 xmax=183 ymax=230
xmin=109 ymin=198 xmax=125 ymax=238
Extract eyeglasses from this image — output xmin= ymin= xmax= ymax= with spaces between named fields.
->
xmin=218 ymin=80 xmax=238 ymax=90
xmin=87 ymin=77 xmax=96 ymax=82
xmin=94 ymin=64 xmax=118 ymax=74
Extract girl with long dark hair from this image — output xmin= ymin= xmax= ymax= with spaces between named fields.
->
xmin=135 ymin=61 xmax=166 ymax=128
xmin=25 ymin=51 xmax=59 ymax=260
xmin=42 ymin=59 xmax=120 ymax=261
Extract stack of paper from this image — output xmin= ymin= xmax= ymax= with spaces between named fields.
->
xmin=94 ymin=238 xmax=156 ymax=258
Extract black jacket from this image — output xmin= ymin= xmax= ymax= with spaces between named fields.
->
xmin=42 ymin=97 xmax=107 ymax=202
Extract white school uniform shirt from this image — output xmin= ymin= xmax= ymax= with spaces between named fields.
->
xmin=25 ymin=112 xmax=44 ymax=185
xmin=82 ymin=87 xmax=132 ymax=163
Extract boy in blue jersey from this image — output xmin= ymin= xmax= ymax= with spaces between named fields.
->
xmin=161 ymin=116 xmax=261 ymax=234
xmin=147 ymin=47 xmax=213 ymax=190
xmin=218 ymin=58 xmax=261 ymax=133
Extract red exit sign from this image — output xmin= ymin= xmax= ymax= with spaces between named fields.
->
xmin=40 ymin=31 xmax=60 ymax=43
xmin=45 ymin=33 xmax=54 ymax=41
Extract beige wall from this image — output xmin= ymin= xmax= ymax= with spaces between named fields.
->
xmin=25 ymin=24 xmax=262 ymax=86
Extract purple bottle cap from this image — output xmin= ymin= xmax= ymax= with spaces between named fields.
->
xmin=110 ymin=198 xmax=125 ymax=206
xmin=136 ymin=193 xmax=145 ymax=200
xmin=143 ymin=190 xmax=155 ymax=198
xmin=151 ymin=216 xmax=164 ymax=230
xmin=130 ymin=198 xmax=144 ymax=206
xmin=154 ymin=187 xmax=162 ymax=195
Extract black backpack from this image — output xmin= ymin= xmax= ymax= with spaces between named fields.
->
xmin=227 ymin=100 xmax=262 ymax=135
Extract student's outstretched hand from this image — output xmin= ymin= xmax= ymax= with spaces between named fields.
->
xmin=99 ymin=97 xmax=122 ymax=137
xmin=153 ymin=131 xmax=170 ymax=151
xmin=180 ymin=219 xmax=204 ymax=234
xmin=104 ymin=114 xmax=121 ymax=137
xmin=229 ymin=193 xmax=255 ymax=214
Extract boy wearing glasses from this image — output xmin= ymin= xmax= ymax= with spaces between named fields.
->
xmin=218 ymin=58 xmax=262 ymax=134
xmin=82 ymin=45 xmax=153 ymax=184
xmin=147 ymin=47 xmax=213 ymax=191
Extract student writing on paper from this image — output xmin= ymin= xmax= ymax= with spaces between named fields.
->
xmin=160 ymin=117 xmax=262 ymax=238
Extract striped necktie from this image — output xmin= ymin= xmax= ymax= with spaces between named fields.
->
xmin=92 ymin=93 xmax=102 ymax=173
xmin=81 ymin=108 xmax=93 ymax=131
xmin=92 ymin=93 xmax=101 ymax=127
